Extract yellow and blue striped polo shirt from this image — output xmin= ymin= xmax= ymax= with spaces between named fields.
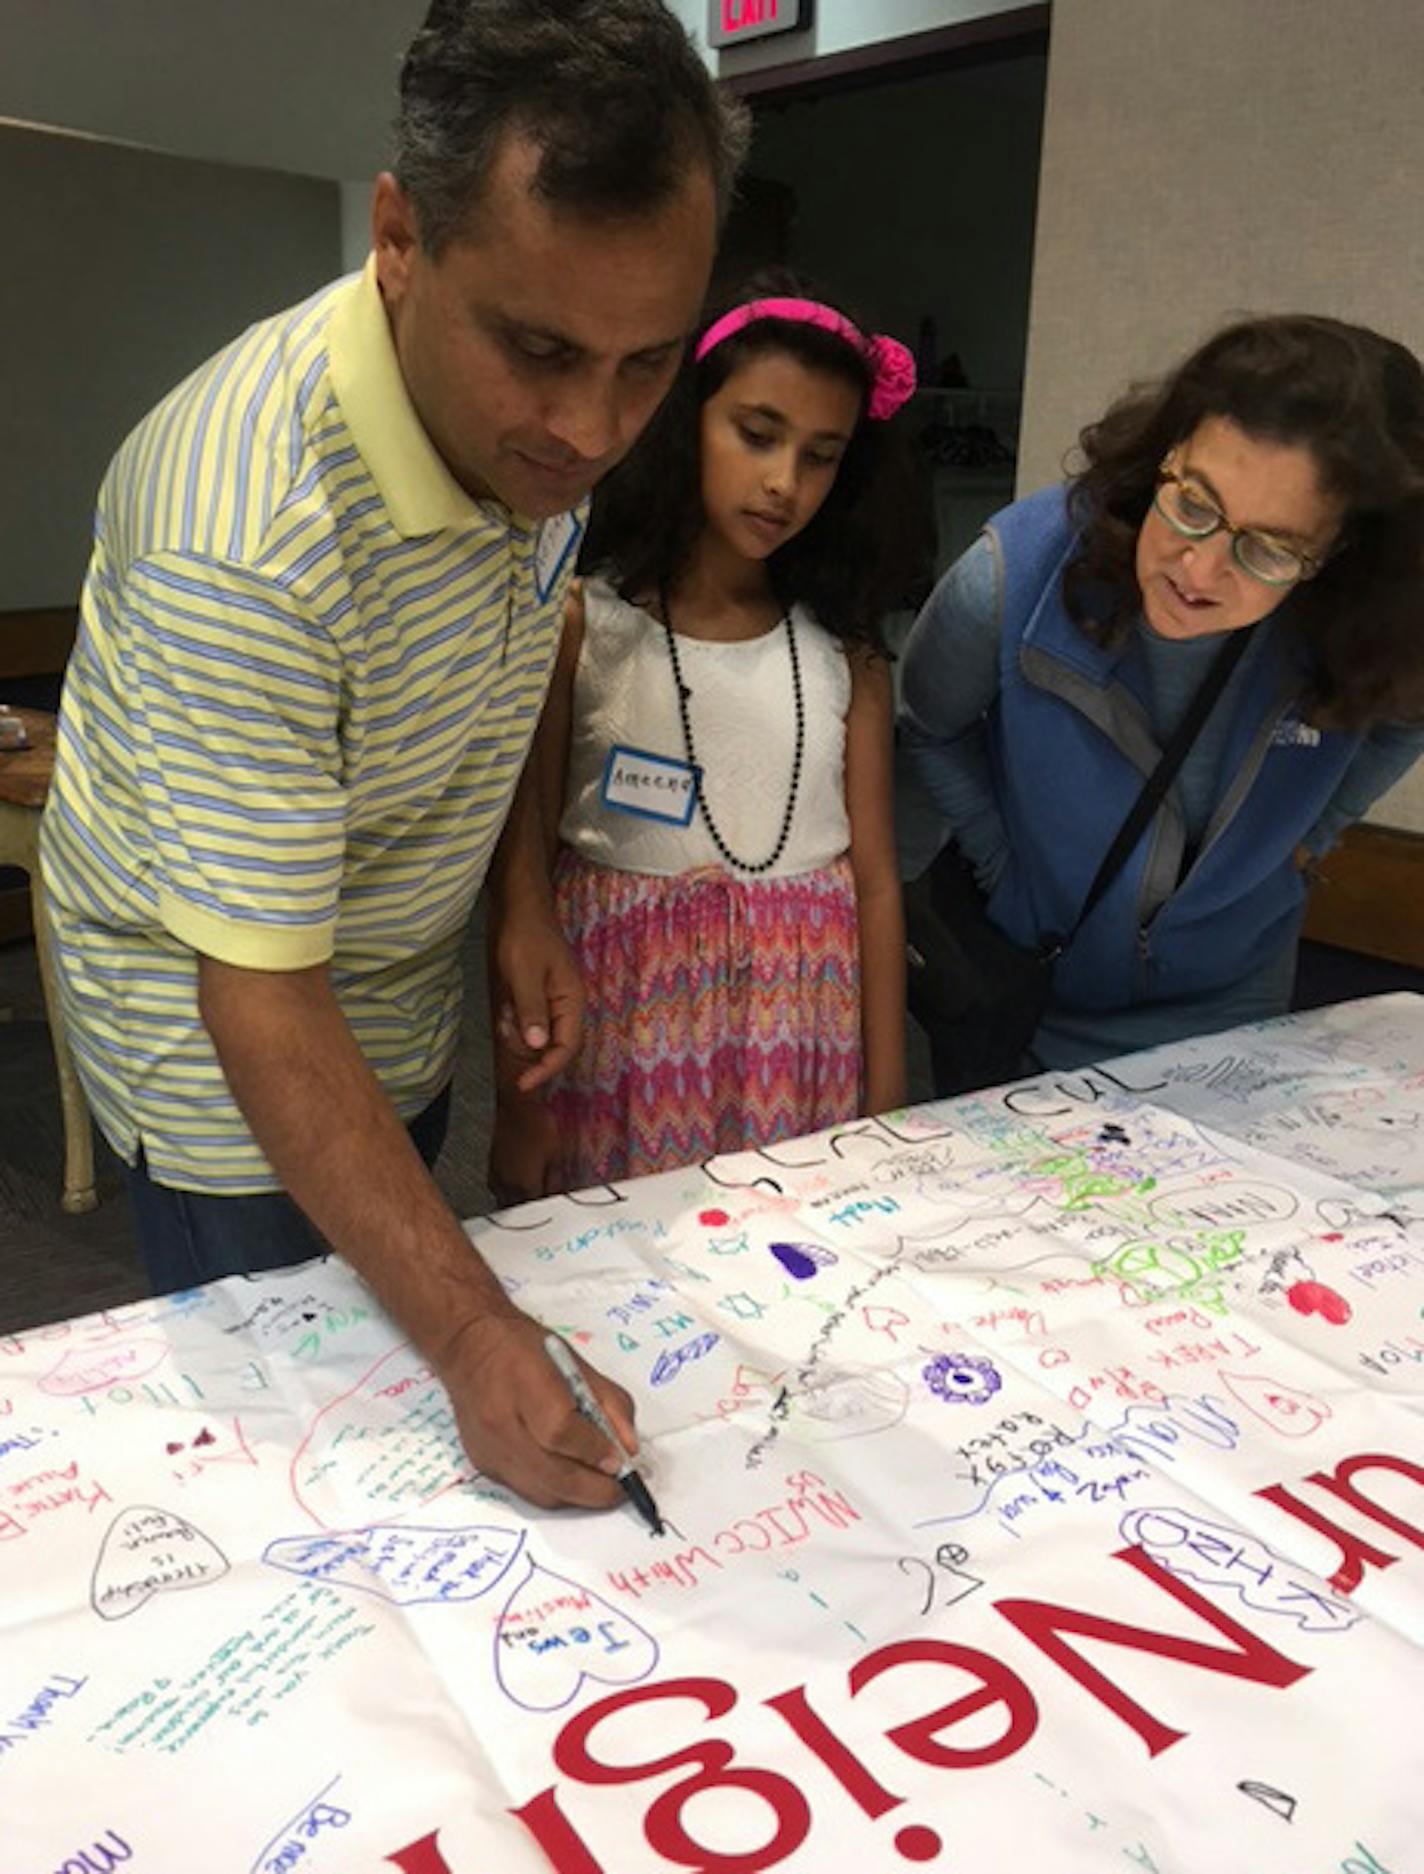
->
xmin=40 ymin=260 xmax=581 ymax=1193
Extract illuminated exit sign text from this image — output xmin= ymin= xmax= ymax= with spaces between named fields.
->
xmin=707 ymin=0 xmax=813 ymax=51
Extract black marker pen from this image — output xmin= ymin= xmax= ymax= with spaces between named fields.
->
xmin=543 ymin=1331 xmax=664 ymax=1535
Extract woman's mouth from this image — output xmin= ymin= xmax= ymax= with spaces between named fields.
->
xmin=1166 ymin=574 xmax=1217 ymax=612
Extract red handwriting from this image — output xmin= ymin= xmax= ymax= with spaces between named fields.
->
xmin=0 ymin=1459 xmax=111 ymax=1540
xmin=1065 ymin=1365 xmax=1166 ymax=1415
xmin=608 ymin=1475 xmax=860 ymax=1600
xmin=967 ymin=1307 xmax=1048 ymax=1338
xmin=1036 ymin=1271 xmax=1113 ymax=1297
xmin=713 ymin=1364 xmax=787 ymax=1421
xmin=1145 ymin=1333 xmax=1263 ymax=1370
xmin=375 ymin=1370 xmax=435 ymax=1401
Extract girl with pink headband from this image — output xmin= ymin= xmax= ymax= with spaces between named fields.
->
xmin=491 ymin=275 xmax=925 ymax=1196
xmin=695 ymin=297 xmax=918 ymax=421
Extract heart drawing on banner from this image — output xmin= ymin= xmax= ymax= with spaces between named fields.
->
xmin=1218 ymin=1369 xmax=1331 ymax=1438
xmin=1285 ymin=1280 xmax=1352 ymax=1325
xmin=90 ymin=1505 xmax=230 ymax=1620
xmin=41 ymin=1338 xmax=170 ymax=1398
xmin=262 ymin=1522 xmax=527 ymax=1606
xmin=492 ymin=1555 xmax=660 ymax=1712
xmin=769 ymin=1241 xmax=837 ymax=1280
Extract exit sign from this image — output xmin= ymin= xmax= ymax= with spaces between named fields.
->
xmin=707 ymin=0 xmax=813 ymax=50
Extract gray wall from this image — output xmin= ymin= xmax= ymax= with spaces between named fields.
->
xmin=2 ymin=124 xmax=340 ymax=609
xmin=1021 ymin=0 xmax=1424 ymax=483
xmin=0 ymin=0 xmax=421 ymax=179
xmin=749 ymin=50 xmax=1046 ymax=389
xmin=341 ymin=180 xmax=375 ymax=274
xmin=1019 ymin=0 xmax=1424 ymax=830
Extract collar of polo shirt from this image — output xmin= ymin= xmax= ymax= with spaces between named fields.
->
xmin=329 ymin=257 xmax=529 ymax=538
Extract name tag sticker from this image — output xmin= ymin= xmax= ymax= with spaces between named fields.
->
xmin=534 ymin=510 xmax=584 ymax=603
xmin=601 ymin=746 xmax=699 ymax=826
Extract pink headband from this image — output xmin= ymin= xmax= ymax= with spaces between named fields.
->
xmin=693 ymin=296 xmax=918 ymax=421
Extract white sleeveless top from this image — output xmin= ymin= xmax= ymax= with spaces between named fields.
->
xmin=560 ymin=578 xmax=853 ymax=878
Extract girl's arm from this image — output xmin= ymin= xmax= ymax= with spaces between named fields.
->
xmin=486 ymin=585 xmax=587 ymax=1200
xmin=530 ymin=581 xmax=586 ymax=862
xmin=488 ymin=581 xmax=587 ymax=1076
xmin=845 ymin=646 xmax=908 ymax=1116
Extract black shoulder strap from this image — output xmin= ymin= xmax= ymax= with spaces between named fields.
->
xmin=1050 ymin=627 xmax=1254 ymax=956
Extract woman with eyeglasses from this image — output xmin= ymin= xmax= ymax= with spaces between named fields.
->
xmin=900 ymin=314 xmax=1424 ymax=1079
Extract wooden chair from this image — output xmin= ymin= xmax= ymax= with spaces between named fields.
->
xmin=1302 ymin=823 xmax=1424 ymax=970
xmin=0 ymin=707 xmax=98 ymax=1212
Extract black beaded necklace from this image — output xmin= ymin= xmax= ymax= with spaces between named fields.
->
xmin=658 ymin=587 xmax=805 ymax=875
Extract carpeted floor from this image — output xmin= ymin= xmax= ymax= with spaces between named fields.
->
xmin=0 ymin=906 xmax=500 ymax=1335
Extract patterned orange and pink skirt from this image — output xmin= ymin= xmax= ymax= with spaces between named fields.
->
xmin=547 ymin=848 xmax=862 ymax=1188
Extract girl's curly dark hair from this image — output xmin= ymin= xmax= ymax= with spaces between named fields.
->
xmin=1064 ymin=314 xmax=1424 ymax=729
xmin=580 ymin=268 xmax=932 ymax=652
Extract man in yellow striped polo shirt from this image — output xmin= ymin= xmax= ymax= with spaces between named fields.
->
xmin=40 ymin=0 xmax=744 ymax=1512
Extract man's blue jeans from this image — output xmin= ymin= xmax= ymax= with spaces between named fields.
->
xmin=125 ymin=1085 xmax=452 ymax=1296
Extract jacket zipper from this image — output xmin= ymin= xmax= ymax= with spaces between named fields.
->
xmin=1136 ymin=916 xmax=1153 ymax=999
xmin=1133 ymin=672 xmax=1294 ymax=970
xmin=1180 ymin=691 xmax=1293 ymax=887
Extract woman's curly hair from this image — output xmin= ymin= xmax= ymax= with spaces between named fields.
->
xmin=1063 ymin=314 xmax=1424 ymax=728
xmin=580 ymin=268 xmax=933 ymax=653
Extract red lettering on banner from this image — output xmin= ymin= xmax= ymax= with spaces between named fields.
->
xmin=386 ymin=1831 xmax=453 ymax=1873
xmin=552 ymin=1678 xmax=811 ymax=1870
xmin=1255 ymin=1483 xmax=1401 ymax=1593
xmin=765 ymin=1684 xmax=903 ymax=1816
xmin=995 ymin=1545 xmax=1308 ymax=1755
xmin=1256 ymin=1452 xmax=1424 ymax=1593
xmin=507 ymin=1449 xmax=1418 ymax=1868
xmin=849 ymin=1639 xmax=1039 ymax=1769
xmin=511 ymin=1788 xmax=610 ymax=1873
xmin=1304 ymin=1450 xmax=1424 ymax=1553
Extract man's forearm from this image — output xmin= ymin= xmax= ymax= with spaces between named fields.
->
xmin=199 ymin=957 xmax=512 ymax=1361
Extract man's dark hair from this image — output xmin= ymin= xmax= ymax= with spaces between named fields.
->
xmin=395 ymin=0 xmax=749 ymax=252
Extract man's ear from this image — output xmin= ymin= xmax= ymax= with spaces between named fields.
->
xmin=372 ymin=171 xmax=421 ymax=305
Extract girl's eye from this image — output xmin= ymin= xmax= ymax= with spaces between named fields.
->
xmin=805 ymin=452 xmax=841 ymax=472
xmin=738 ymin=426 xmax=775 ymax=449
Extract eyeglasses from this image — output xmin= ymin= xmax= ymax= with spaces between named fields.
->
xmin=1153 ymin=465 xmax=1322 ymax=587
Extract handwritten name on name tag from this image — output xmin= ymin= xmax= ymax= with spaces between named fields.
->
xmin=601 ymin=746 xmax=698 ymax=826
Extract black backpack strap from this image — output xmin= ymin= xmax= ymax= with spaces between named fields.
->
xmin=1045 ymin=626 xmax=1254 ymax=959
